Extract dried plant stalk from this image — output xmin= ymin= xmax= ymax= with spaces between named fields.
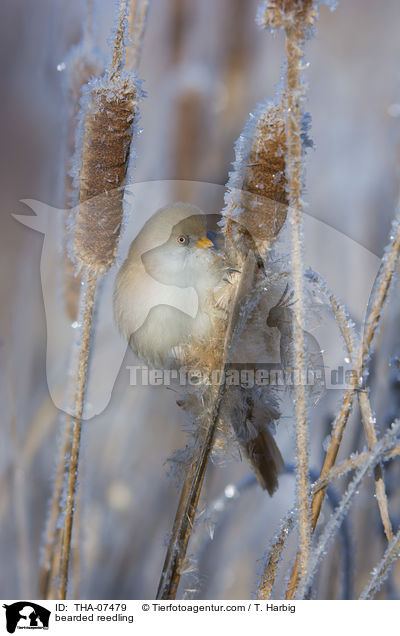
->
xmin=273 ymin=3 xmax=317 ymax=599
xmin=299 ymin=422 xmax=400 ymax=597
xmin=360 ymin=526 xmax=400 ymax=599
xmin=257 ymin=513 xmax=295 ymax=599
xmin=258 ymin=0 xmax=317 ymax=37
xmin=308 ymin=269 xmax=393 ymax=541
xmin=39 ymin=417 xmax=73 ymax=598
xmin=287 ymin=213 xmax=400 ymax=597
xmin=41 ymin=9 xmax=106 ymax=591
xmin=58 ymin=273 xmax=97 ymax=599
xmin=126 ymin=0 xmax=149 ymax=71
xmin=311 ymin=443 xmax=400 ymax=495
xmin=256 ymin=0 xmax=317 ymax=600
xmin=50 ymin=0 xmax=140 ymax=599
xmin=314 ymin=214 xmax=400 ymax=523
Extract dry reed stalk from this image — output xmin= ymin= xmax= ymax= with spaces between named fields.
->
xmin=0 ymin=394 xmax=55 ymax=529
xmin=315 ymin=214 xmax=400 ymax=523
xmin=308 ymin=270 xmax=393 ymax=541
xmin=257 ymin=436 xmax=400 ymax=599
xmin=300 ymin=422 xmax=400 ymax=596
xmin=157 ymin=94 xmax=290 ymax=599
xmin=58 ymin=273 xmax=97 ymax=599
xmin=50 ymin=0 xmax=140 ymax=599
xmin=126 ymin=0 xmax=149 ymax=71
xmin=360 ymin=526 xmax=400 ymax=599
xmin=39 ymin=416 xmax=73 ymax=598
xmin=287 ymin=214 xmax=400 ymax=597
xmin=261 ymin=0 xmax=317 ymax=598
xmin=311 ymin=443 xmax=400 ymax=496
xmin=257 ymin=514 xmax=295 ymax=599
xmin=257 ymin=0 xmax=320 ymax=600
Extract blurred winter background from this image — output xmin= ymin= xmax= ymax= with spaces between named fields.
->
xmin=0 ymin=0 xmax=399 ymax=599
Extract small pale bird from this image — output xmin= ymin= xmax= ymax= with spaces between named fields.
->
xmin=114 ymin=202 xmax=284 ymax=494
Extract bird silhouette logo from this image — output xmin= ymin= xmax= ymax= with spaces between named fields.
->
xmin=12 ymin=180 xmax=380 ymax=416
xmin=2 ymin=602 xmax=50 ymax=633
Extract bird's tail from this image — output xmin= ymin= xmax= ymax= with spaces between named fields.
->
xmin=233 ymin=417 xmax=284 ymax=496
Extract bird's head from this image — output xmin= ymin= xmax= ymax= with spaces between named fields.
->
xmin=141 ymin=205 xmax=220 ymax=290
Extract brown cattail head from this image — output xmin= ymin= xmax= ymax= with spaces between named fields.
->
xmin=73 ymin=73 xmax=138 ymax=274
xmin=62 ymin=47 xmax=105 ymax=320
xmin=223 ymin=102 xmax=288 ymax=255
xmin=64 ymin=47 xmax=105 ymax=206
xmin=257 ymin=0 xmax=317 ymax=39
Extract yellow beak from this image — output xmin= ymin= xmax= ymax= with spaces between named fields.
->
xmin=195 ymin=237 xmax=214 ymax=249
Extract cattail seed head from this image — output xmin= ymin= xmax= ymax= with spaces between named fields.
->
xmin=62 ymin=47 xmax=105 ymax=320
xmin=73 ymin=74 xmax=138 ymax=274
xmin=223 ymin=102 xmax=288 ymax=255
xmin=257 ymin=0 xmax=317 ymax=38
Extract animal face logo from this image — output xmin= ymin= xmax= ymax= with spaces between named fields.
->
xmin=3 ymin=602 xmax=50 ymax=633
xmin=13 ymin=180 xmax=380 ymax=415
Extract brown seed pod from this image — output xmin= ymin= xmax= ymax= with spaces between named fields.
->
xmin=73 ymin=75 xmax=138 ymax=274
xmin=63 ymin=48 xmax=105 ymax=320
xmin=239 ymin=104 xmax=288 ymax=250
xmin=224 ymin=102 xmax=288 ymax=255
xmin=257 ymin=0 xmax=317 ymax=38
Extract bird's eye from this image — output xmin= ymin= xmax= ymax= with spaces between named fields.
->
xmin=177 ymin=235 xmax=188 ymax=245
